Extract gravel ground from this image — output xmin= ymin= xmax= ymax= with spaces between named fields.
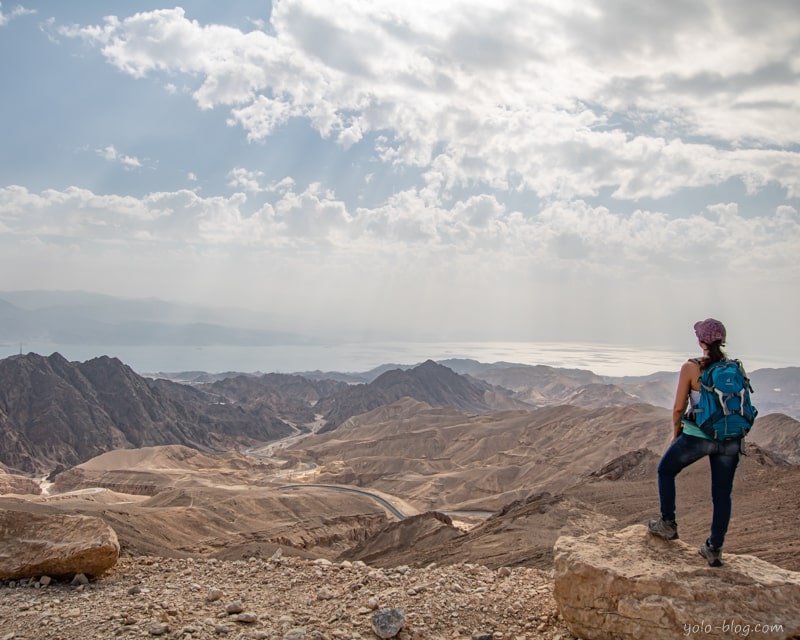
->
xmin=0 ymin=554 xmax=575 ymax=640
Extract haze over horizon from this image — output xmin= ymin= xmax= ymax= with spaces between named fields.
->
xmin=1 ymin=1 xmax=798 ymax=365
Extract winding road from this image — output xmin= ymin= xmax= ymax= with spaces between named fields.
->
xmin=279 ymin=483 xmax=408 ymax=520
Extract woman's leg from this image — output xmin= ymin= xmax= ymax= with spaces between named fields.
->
xmin=707 ymin=439 xmax=742 ymax=548
xmin=657 ymin=434 xmax=712 ymax=522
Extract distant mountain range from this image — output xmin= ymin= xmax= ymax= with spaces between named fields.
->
xmin=0 ymin=290 xmax=309 ymax=346
xmin=0 ymin=353 xmax=293 ymax=474
xmin=1 ymin=351 xmax=798 ymax=476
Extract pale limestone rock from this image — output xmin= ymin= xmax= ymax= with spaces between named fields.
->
xmin=554 ymin=524 xmax=800 ymax=640
xmin=0 ymin=508 xmax=119 ymax=580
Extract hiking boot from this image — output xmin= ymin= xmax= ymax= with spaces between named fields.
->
xmin=699 ymin=540 xmax=723 ymax=567
xmin=648 ymin=518 xmax=679 ymax=540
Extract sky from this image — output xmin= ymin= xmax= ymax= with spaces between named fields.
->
xmin=1 ymin=0 xmax=799 ymax=364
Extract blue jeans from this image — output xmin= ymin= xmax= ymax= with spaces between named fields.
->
xmin=657 ymin=433 xmax=741 ymax=548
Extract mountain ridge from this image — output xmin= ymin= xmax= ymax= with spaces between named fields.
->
xmin=0 ymin=353 xmax=293 ymax=474
xmin=3 ymin=351 xmax=799 ymax=476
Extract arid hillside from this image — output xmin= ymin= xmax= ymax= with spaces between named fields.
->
xmin=3 ymin=398 xmax=797 ymax=576
xmin=1 ymin=353 xmax=798 ymax=585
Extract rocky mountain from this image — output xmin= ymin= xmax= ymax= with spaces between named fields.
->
xmin=445 ymin=359 xmax=800 ymax=419
xmin=199 ymin=373 xmax=349 ymax=426
xmin=297 ymin=399 xmax=673 ymax=511
xmin=155 ymin=358 xmax=800 ymax=420
xmin=4 ymin=350 xmax=799 ymax=478
xmin=0 ymin=353 xmax=293 ymax=475
xmin=8 ymin=399 xmax=796 ymax=573
xmin=315 ymin=359 xmax=529 ymax=431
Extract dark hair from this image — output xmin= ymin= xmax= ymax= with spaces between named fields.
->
xmin=700 ymin=340 xmax=727 ymax=369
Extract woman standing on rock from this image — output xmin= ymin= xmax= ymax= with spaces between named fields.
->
xmin=648 ymin=318 xmax=748 ymax=568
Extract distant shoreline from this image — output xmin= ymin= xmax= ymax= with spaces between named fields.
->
xmin=2 ymin=341 xmax=795 ymax=378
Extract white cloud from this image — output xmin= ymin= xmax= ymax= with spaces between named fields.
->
xmin=97 ymin=144 xmax=142 ymax=169
xmin=1 ymin=183 xmax=797 ymax=279
xmin=0 ymin=3 xmax=35 ymax=27
xmin=4 ymin=2 xmax=798 ymax=356
xmin=227 ymin=168 xmax=265 ymax=193
xmin=0 ymin=182 xmax=797 ymax=351
xmin=60 ymin=1 xmax=800 ymax=205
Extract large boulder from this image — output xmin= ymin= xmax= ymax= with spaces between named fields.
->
xmin=554 ymin=525 xmax=800 ymax=640
xmin=0 ymin=508 xmax=119 ymax=580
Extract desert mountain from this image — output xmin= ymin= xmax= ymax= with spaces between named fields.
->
xmin=4 ymin=350 xmax=799 ymax=478
xmin=314 ymin=359 xmax=530 ymax=431
xmin=0 ymin=291 xmax=307 ymax=346
xmin=293 ymin=398 xmax=673 ymax=511
xmin=442 ymin=359 xmax=800 ymax=419
xmin=0 ymin=353 xmax=293 ymax=475
xmin=156 ymin=359 xmax=800 ymax=420
xmin=6 ymin=400 xmax=796 ymax=574
xmin=285 ymin=397 xmax=800 ymax=570
xmin=199 ymin=373 xmax=349 ymax=426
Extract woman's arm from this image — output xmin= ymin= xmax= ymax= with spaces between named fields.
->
xmin=671 ymin=360 xmax=699 ymax=439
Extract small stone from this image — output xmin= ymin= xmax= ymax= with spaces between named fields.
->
xmin=214 ymin=624 xmax=230 ymax=634
xmin=71 ymin=573 xmax=89 ymax=586
xmin=371 ymin=608 xmax=405 ymax=639
xmin=207 ymin=587 xmax=224 ymax=602
xmin=225 ymin=600 xmax=244 ymax=614
xmin=317 ymin=587 xmax=335 ymax=600
xmin=283 ymin=628 xmax=307 ymax=640
xmin=472 ymin=632 xmax=494 ymax=640
xmin=181 ymin=625 xmax=202 ymax=635
xmin=233 ymin=612 xmax=258 ymax=623
xmin=39 ymin=575 xmax=52 ymax=587
xmin=148 ymin=622 xmax=169 ymax=636
xmin=128 ymin=585 xmax=141 ymax=595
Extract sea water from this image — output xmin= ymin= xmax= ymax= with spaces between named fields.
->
xmin=3 ymin=341 xmax=791 ymax=378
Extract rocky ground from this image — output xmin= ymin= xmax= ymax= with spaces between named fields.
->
xmin=0 ymin=552 xmax=574 ymax=640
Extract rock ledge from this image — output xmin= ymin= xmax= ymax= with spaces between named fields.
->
xmin=554 ymin=524 xmax=800 ymax=640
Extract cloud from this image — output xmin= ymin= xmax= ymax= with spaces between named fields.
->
xmin=227 ymin=168 xmax=265 ymax=193
xmin=1 ymin=183 xmax=797 ymax=277
xmin=0 ymin=181 xmax=797 ymax=348
xmin=0 ymin=3 xmax=35 ymax=27
xmin=58 ymin=1 xmax=800 ymax=206
xmin=5 ymin=2 xmax=798 ymax=352
xmin=97 ymin=144 xmax=143 ymax=169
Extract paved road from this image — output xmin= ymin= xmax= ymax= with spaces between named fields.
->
xmin=278 ymin=484 xmax=495 ymax=523
xmin=279 ymin=483 xmax=408 ymax=520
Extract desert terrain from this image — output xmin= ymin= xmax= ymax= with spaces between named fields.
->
xmin=1 ymin=355 xmax=798 ymax=639
xmin=2 ymin=398 xmax=797 ymax=572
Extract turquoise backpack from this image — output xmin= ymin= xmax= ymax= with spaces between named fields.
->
xmin=691 ymin=359 xmax=757 ymax=441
